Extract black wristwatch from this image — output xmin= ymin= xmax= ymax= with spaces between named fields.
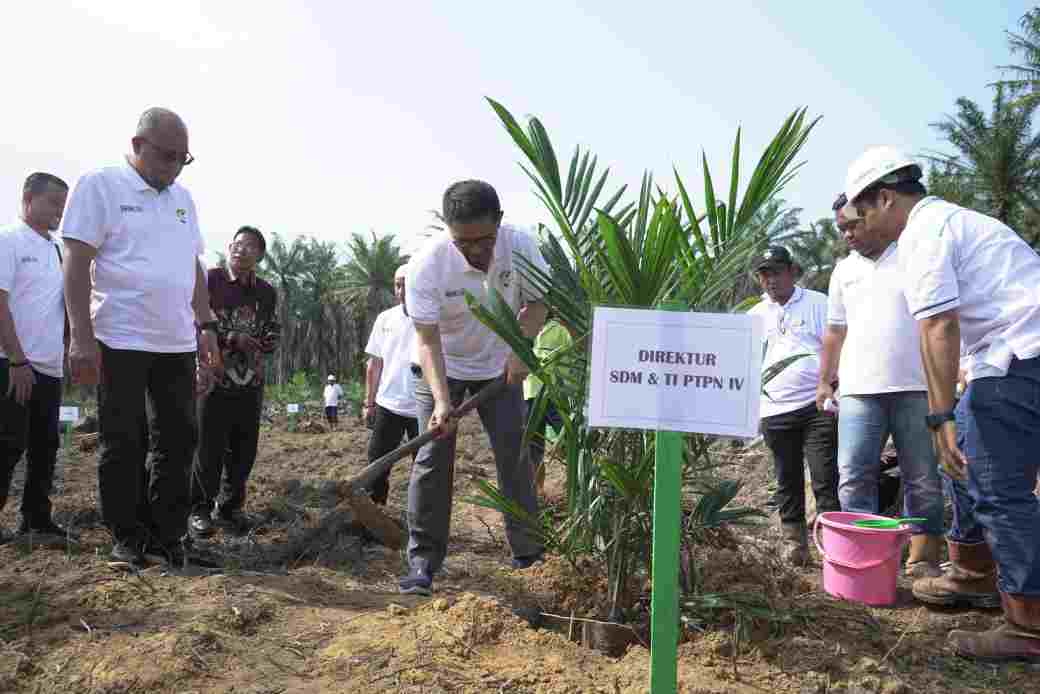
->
xmin=925 ymin=411 xmax=956 ymax=431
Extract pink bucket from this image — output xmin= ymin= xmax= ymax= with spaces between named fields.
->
xmin=813 ymin=511 xmax=911 ymax=606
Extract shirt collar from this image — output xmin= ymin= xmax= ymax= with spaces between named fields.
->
xmin=121 ymin=157 xmax=160 ymax=193
xmin=905 ymin=196 xmax=940 ymax=228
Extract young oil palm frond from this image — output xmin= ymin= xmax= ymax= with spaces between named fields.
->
xmin=998 ymin=8 xmax=1040 ymax=108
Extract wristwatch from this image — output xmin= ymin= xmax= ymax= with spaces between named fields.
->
xmin=925 ymin=411 xmax=956 ymax=431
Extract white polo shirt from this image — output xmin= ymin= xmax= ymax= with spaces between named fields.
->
xmin=407 ymin=224 xmax=548 ymax=381
xmin=748 ymin=286 xmax=828 ymax=418
xmin=899 ymin=197 xmax=1040 ymax=381
xmin=365 ymin=304 xmax=417 ymax=417
xmin=60 ymin=161 xmax=204 ymax=353
xmin=827 ymin=244 xmax=925 ymax=395
xmin=0 ymin=221 xmax=65 ymax=377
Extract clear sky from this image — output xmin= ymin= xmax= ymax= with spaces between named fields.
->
xmin=1 ymin=1 xmax=1034 ymax=262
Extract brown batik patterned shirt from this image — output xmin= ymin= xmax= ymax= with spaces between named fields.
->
xmin=206 ymin=267 xmax=280 ymax=392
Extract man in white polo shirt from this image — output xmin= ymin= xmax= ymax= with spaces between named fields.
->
xmin=843 ymin=145 xmax=1040 ymax=662
xmin=62 ymin=107 xmax=221 ymax=570
xmin=400 ymin=180 xmax=547 ymax=595
xmin=816 ymin=192 xmax=944 ymax=579
xmin=0 ymin=173 xmax=70 ymax=544
xmin=748 ymin=246 xmax=839 ymax=566
xmin=362 ymin=263 xmax=418 ymax=506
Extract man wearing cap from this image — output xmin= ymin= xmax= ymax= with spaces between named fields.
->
xmin=843 ymin=145 xmax=1040 ymax=662
xmin=323 ymin=375 xmax=344 ymax=428
xmin=400 ymin=179 xmax=547 ymax=595
xmin=816 ymin=193 xmax=945 ymax=578
xmin=189 ymin=226 xmax=280 ymax=537
xmin=61 ymin=107 xmax=222 ymax=569
xmin=362 ymin=263 xmax=418 ymax=505
xmin=0 ymin=173 xmax=71 ymax=544
xmin=748 ymin=246 xmax=839 ymax=566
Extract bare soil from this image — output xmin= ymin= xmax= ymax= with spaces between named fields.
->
xmin=1 ymin=414 xmax=1036 ymax=693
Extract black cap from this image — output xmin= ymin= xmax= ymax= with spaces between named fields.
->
xmin=755 ymin=246 xmax=794 ymax=271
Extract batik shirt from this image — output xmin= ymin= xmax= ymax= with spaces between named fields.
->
xmin=206 ymin=267 xmax=280 ymax=391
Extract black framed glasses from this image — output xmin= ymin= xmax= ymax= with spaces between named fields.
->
xmin=140 ymin=137 xmax=194 ymax=166
xmin=451 ymin=233 xmax=496 ymax=253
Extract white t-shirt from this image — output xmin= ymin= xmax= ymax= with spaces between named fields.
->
xmin=406 ymin=224 xmax=549 ymax=380
xmin=899 ymin=196 xmax=1040 ymax=381
xmin=365 ymin=304 xmax=416 ymax=417
xmin=323 ymin=383 xmax=344 ymax=407
xmin=60 ymin=162 xmax=205 ymax=353
xmin=748 ymin=286 xmax=828 ymax=418
xmin=827 ymin=244 xmax=925 ymax=395
xmin=0 ymin=221 xmax=65 ymax=377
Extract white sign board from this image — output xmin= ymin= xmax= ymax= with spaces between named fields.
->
xmin=286 ymin=403 xmax=300 ymax=414
xmin=59 ymin=406 xmax=80 ymax=423
xmin=587 ymin=307 xmax=763 ymax=437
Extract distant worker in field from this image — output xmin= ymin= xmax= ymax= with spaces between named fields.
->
xmin=748 ymin=245 xmax=839 ymax=566
xmin=0 ymin=173 xmax=71 ymax=544
xmin=400 ymin=180 xmax=547 ymax=595
xmin=842 ymin=146 xmax=1040 ymax=663
xmin=323 ymin=375 xmax=344 ymax=428
xmin=61 ymin=107 xmax=222 ymax=570
xmin=189 ymin=226 xmax=280 ymax=538
xmin=362 ymin=263 xmax=418 ymax=505
xmin=817 ymin=192 xmax=945 ymax=578
xmin=522 ymin=316 xmax=573 ymax=497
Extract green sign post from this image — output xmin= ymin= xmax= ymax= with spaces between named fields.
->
xmin=650 ymin=426 xmax=683 ymax=692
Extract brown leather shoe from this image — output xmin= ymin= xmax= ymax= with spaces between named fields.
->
xmin=949 ymin=593 xmax=1040 ymax=663
xmin=912 ymin=540 xmax=1000 ymax=608
xmin=905 ymin=534 xmax=943 ymax=578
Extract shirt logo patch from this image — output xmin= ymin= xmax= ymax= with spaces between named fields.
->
xmin=176 ymin=208 xmax=188 ymax=224
xmin=20 ymin=256 xmax=39 ymax=264
xmin=445 ymin=289 xmax=465 ymax=298
xmin=120 ymin=204 xmax=144 ymax=213
xmin=499 ymin=269 xmax=512 ymax=288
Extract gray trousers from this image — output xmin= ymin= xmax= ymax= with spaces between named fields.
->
xmin=407 ymin=375 xmax=542 ymax=574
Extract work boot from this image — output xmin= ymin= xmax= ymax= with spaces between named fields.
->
xmin=780 ymin=522 xmax=808 ymax=567
xmin=905 ymin=534 xmax=943 ymax=578
xmin=912 ymin=539 xmax=1000 ymax=608
xmin=948 ymin=593 xmax=1040 ymax=663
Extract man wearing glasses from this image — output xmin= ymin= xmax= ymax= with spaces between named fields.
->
xmin=62 ymin=107 xmax=221 ymax=570
xmin=189 ymin=226 xmax=279 ymax=538
xmin=748 ymin=246 xmax=839 ymax=566
xmin=399 ymin=180 xmax=548 ymax=595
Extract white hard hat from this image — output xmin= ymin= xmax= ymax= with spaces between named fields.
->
xmin=327 ymin=374 xmax=335 ymax=381
xmin=843 ymin=146 xmax=920 ymax=205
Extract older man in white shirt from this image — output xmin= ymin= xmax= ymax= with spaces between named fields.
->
xmin=843 ymin=146 xmax=1040 ymax=663
xmin=401 ymin=180 xmax=547 ymax=595
xmin=817 ymin=194 xmax=945 ymax=579
xmin=748 ymin=246 xmax=840 ymax=566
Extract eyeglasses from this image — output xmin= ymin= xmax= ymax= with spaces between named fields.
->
xmin=452 ymin=233 xmax=496 ymax=253
xmin=230 ymin=240 xmax=261 ymax=253
xmin=139 ymin=137 xmax=194 ymax=166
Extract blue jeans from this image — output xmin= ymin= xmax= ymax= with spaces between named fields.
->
xmin=837 ymin=391 xmax=944 ymax=536
xmin=953 ymin=356 xmax=1040 ymax=596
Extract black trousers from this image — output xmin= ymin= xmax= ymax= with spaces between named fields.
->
xmin=191 ymin=387 xmax=262 ymax=516
xmin=367 ymin=404 xmax=418 ymax=505
xmin=760 ymin=402 xmax=840 ymax=525
xmin=0 ymin=360 xmax=61 ymax=527
xmin=97 ymin=343 xmax=196 ymax=547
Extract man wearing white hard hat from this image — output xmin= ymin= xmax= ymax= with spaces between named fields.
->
xmin=842 ymin=145 xmax=1040 ymax=663
xmin=323 ymin=374 xmax=344 ymax=429
xmin=818 ymin=192 xmax=946 ymax=579
xmin=361 ymin=263 xmax=418 ymax=505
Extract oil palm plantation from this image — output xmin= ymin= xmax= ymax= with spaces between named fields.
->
xmin=467 ymin=98 xmax=818 ymax=621
xmin=1000 ymin=8 xmax=1040 ymax=108
xmin=927 ymin=84 xmax=1040 ymax=233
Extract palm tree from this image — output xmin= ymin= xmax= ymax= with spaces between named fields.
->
xmin=340 ymin=232 xmax=409 ymax=356
xmin=785 ymin=217 xmax=845 ymax=293
xmin=927 ymin=84 xmax=1040 ymax=229
xmin=298 ymin=239 xmax=345 ymax=381
xmin=999 ymin=8 xmax=1040 ymax=108
xmin=261 ymin=233 xmax=307 ymax=384
xmin=469 ymin=97 xmax=818 ymax=619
